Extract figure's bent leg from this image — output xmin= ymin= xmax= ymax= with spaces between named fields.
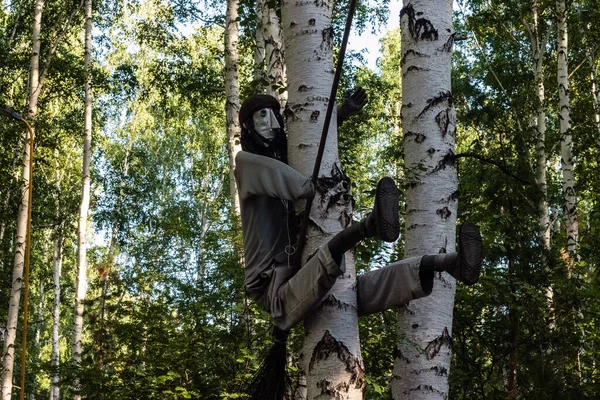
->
xmin=328 ymin=177 xmax=399 ymax=264
xmin=356 ymin=256 xmax=434 ymax=316
xmin=268 ymin=246 xmax=344 ymax=331
xmin=420 ymin=221 xmax=483 ymax=285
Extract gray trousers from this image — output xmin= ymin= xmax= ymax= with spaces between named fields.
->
xmin=256 ymin=247 xmax=432 ymax=331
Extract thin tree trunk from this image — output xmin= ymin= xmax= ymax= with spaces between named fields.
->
xmin=507 ymin=249 xmax=518 ymax=399
xmin=29 ymin=280 xmax=45 ymax=400
xmin=50 ymin=222 xmax=63 ymax=400
xmin=281 ymin=1 xmax=363 ymax=398
xmin=260 ymin=0 xmax=286 ymax=102
xmin=586 ymin=46 xmax=600 ymax=134
xmin=556 ymin=0 xmax=578 ymax=259
xmin=1 ymin=1 xmax=43 ymax=398
xmin=225 ymin=0 xmax=242 ymax=216
xmin=526 ymin=0 xmax=551 ymax=251
xmin=254 ymin=0 xmax=266 ymax=84
xmin=71 ymin=1 xmax=92 ymax=397
xmin=0 ymin=194 xmax=8 ymax=244
xmin=391 ymin=2 xmax=458 ymax=399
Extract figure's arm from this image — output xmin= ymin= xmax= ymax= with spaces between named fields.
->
xmin=235 ymin=151 xmax=314 ymax=200
xmin=337 ymin=87 xmax=368 ymax=127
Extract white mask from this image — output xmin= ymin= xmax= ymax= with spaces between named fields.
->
xmin=252 ymin=108 xmax=281 ymax=140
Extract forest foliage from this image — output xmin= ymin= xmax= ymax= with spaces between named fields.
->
xmin=1 ymin=0 xmax=599 ymax=398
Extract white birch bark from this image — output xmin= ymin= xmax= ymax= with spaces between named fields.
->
xmin=556 ymin=0 xmax=578 ymax=259
xmin=1 ymin=1 xmax=43 ymax=398
xmin=50 ymin=222 xmax=63 ymax=400
xmin=586 ymin=46 xmax=600 ymax=134
xmin=254 ymin=0 xmax=266 ymax=84
xmin=526 ymin=0 xmax=550 ymax=250
xmin=261 ymin=0 xmax=286 ymax=102
xmin=391 ymin=2 xmax=458 ymax=399
xmin=30 ymin=280 xmax=45 ymax=400
xmin=71 ymin=1 xmax=92 ymax=397
xmin=281 ymin=1 xmax=364 ymax=398
xmin=225 ymin=0 xmax=242 ymax=216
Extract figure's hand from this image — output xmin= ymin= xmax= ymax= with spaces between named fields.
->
xmin=337 ymin=87 xmax=368 ymax=125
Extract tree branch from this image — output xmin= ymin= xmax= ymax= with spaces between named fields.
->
xmin=454 ymin=152 xmax=533 ymax=185
xmin=38 ymin=0 xmax=85 ymax=97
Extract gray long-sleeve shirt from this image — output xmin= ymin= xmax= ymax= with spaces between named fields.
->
xmin=234 ymin=151 xmax=313 ymax=298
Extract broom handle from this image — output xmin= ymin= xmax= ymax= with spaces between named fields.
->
xmin=293 ymin=0 xmax=357 ymax=271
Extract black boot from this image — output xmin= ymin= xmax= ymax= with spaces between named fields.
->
xmin=420 ymin=221 xmax=483 ymax=285
xmin=363 ymin=177 xmax=400 ymax=242
xmin=453 ymin=221 xmax=483 ymax=285
xmin=327 ymin=177 xmax=400 ymax=265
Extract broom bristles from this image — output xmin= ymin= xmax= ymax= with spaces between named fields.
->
xmin=247 ymin=326 xmax=291 ymax=400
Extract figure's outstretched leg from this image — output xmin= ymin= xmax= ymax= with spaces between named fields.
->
xmin=356 ymin=223 xmax=483 ymax=316
xmin=327 ymin=177 xmax=400 ymax=265
xmin=420 ymin=221 xmax=483 ymax=285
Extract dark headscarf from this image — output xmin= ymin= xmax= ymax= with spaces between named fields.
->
xmin=239 ymin=94 xmax=287 ymax=162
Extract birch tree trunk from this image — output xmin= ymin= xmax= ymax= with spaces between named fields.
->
xmin=586 ymin=46 xmax=600 ymax=136
xmin=71 ymin=1 xmax=92 ymax=397
xmin=260 ymin=0 xmax=286 ymax=102
xmin=1 ymin=1 xmax=43 ymax=398
xmin=527 ymin=0 xmax=550 ymax=251
xmin=50 ymin=222 xmax=63 ymax=400
xmin=254 ymin=1 xmax=266 ymax=84
xmin=281 ymin=1 xmax=364 ymax=398
xmin=30 ymin=281 xmax=45 ymax=400
xmin=391 ymin=2 xmax=458 ymax=398
xmin=556 ymin=0 xmax=578 ymax=259
xmin=225 ymin=0 xmax=242 ymax=216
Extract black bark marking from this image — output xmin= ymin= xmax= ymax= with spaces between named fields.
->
xmin=316 ymin=379 xmax=350 ymax=395
xmin=316 ymin=163 xmax=351 ymax=215
xmin=410 ymin=384 xmax=447 ymax=396
xmin=283 ymin=104 xmax=297 ymax=121
xmin=433 ymin=366 xmax=449 ymax=376
xmin=424 ymin=327 xmax=451 ymax=360
xmin=309 ymin=18 xmax=316 ymax=26
xmin=394 ymin=347 xmax=411 ymax=364
xmin=309 ymin=330 xmax=365 ymax=388
xmin=400 ymin=4 xmax=438 ymax=41
xmin=407 ymin=223 xmax=426 ymax=231
xmin=400 ymin=49 xmax=430 ymax=67
xmin=411 ymin=366 xmax=449 ymax=377
xmin=436 ymin=207 xmax=451 ymax=220
xmin=403 ymin=65 xmax=430 ymax=77
xmin=405 ymin=131 xmax=427 ymax=143
xmin=316 ymin=294 xmax=353 ymax=313
xmin=316 ymin=380 xmax=335 ymax=397
xmin=412 ymin=323 xmax=419 ymax=329
xmin=435 ymin=109 xmax=454 ymax=136
xmin=449 ymin=190 xmax=459 ymax=202
xmin=310 ymin=110 xmax=320 ymax=122
xmin=322 ymin=26 xmax=334 ymax=47
xmin=429 ymin=151 xmax=456 ymax=175
xmin=416 ymin=91 xmax=453 ymax=120
xmin=298 ymin=84 xmax=311 ymax=92
xmin=439 ymin=32 xmax=455 ymax=52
